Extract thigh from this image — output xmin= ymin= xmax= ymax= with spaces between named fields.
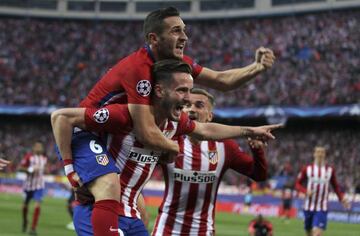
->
xmin=33 ymin=189 xmax=45 ymax=202
xmin=71 ymin=131 xmax=119 ymax=185
xmin=303 ymin=210 xmax=314 ymax=231
xmin=24 ymin=190 xmax=34 ymax=204
xmin=313 ymin=211 xmax=328 ymax=230
xmin=119 ymin=216 xmax=149 ymax=236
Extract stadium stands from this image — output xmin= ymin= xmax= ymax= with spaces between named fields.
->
xmin=0 ymin=10 xmax=359 ymax=107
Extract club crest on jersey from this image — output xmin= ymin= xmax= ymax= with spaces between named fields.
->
xmin=93 ymin=108 xmax=109 ymax=123
xmin=96 ymin=154 xmax=109 ymax=166
xmin=208 ymin=150 xmax=218 ymax=164
xmin=136 ymin=80 xmax=151 ymax=97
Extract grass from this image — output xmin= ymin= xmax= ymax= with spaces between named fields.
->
xmin=0 ymin=193 xmax=359 ymax=236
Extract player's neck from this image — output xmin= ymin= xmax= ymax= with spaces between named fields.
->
xmin=153 ymin=104 xmax=167 ymax=127
xmin=314 ymin=159 xmax=325 ymax=166
xmin=149 ymin=44 xmax=160 ymax=61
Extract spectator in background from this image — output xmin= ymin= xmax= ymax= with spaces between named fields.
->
xmin=0 ymin=10 xmax=358 ymax=107
xmin=248 ymin=214 xmax=273 ymax=236
xmin=18 ymin=141 xmax=48 ymax=236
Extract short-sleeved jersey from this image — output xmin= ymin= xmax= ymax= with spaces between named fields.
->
xmin=152 ymin=138 xmax=266 ymax=236
xmin=20 ymin=153 xmax=47 ymax=191
xmin=80 ymin=45 xmax=203 ymax=108
xmin=295 ymin=164 xmax=344 ymax=211
xmin=104 ymin=109 xmax=196 ymax=219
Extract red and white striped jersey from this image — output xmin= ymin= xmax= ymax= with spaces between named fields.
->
xmin=20 ymin=153 xmax=47 ymax=191
xmin=107 ymin=112 xmax=196 ymax=219
xmin=295 ymin=164 xmax=344 ymax=211
xmin=152 ymin=137 xmax=267 ymax=236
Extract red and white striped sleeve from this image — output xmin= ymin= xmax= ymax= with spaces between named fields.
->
xmin=295 ymin=166 xmax=308 ymax=194
xmin=329 ymin=166 xmax=344 ymax=201
xmin=224 ymin=139 xmax=267 ymax=181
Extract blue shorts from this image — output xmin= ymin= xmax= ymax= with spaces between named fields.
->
xmin=24 ymin=189 xmax=44 ymax=203
xmin=56 ymin=130 xmax=119 ymax=184
xmin=304 ymin=210 xmax=328 ymax=230
xmin=73 ymin=204 xmax=149 ymax=236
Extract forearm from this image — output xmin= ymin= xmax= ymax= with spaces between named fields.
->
xmin=197 ymin=64 xmax=263 ymax=91
xmin=129 ymin=104 xmax=179 ymax=154
xmin=51 ymin=109 xmax=85 ymax=160
xmin=52 ymin=115 xmax=74 ymax=161
xmin=249 ymin=148 xmax=267 ymax=181
xmin=192 ymin=123 xmax=252 ymax=140
xmin=216 ymin=63 xmax=263 ymax=90
xmin=134 ymin=125 xmax=178 ymax=154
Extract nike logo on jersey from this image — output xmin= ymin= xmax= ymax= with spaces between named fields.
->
xmin=109 ymin=226 xmax=124 ymax=236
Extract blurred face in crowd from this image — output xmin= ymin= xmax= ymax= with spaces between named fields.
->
xmin=184 ymin=92 xmax=214 ymax=123
xmin=155 ymin=72 xmax=193 ymax=122
xmin=155 ymin=16 xmax=188 ymax=60
xmin=313 ymin=146 xmax=326 ymax=164
xmin=33 ymin=142 xmax=44 ymax=155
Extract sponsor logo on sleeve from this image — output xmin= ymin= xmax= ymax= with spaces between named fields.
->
xmin=136 ymin=80 xmax=152 ymax=97
xmin=93 ymin=108 xmax=109 ymax=123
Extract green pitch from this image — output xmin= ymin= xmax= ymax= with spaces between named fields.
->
xmin=0 ymin=193 xmax=359 ymax=236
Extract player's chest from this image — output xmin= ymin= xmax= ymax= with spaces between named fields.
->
xmin=175 ymin=140 xmax=223 ymax=171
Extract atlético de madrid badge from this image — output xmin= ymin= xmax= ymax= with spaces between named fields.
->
xmin=96 ymin=154 xmax=109 ymax=166
xmin=208 ymin=151 xmax=218 ymax=164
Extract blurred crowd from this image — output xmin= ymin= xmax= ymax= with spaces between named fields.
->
xmin=0 ymin=121 xmax=61 ymax=175
xmin=1 ymin=121 xmax=358 ymax=193
xmin=0 ymin=9 xmax=359 ymax=107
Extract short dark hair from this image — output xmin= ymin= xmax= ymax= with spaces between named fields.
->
xmin=152 ymin=59 xmax=192 ymax=86
xmin=143 ymin=7 xmax=180 ymax=43
xmin=190 ymin=88 xmax=216 ymax=108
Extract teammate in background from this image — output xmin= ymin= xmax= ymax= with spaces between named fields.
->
xmin=18 ymin=142 xmax=47 ymax=236
xmin=295 ymin=146 xmax=351 ymax=236
xmin=281 ymin=181 xmax=294 ymax=221
xmin=52 ymin=7 xmax=275 ymax=235
xmin=248 ymin=214 xmax=273 ymax=236
xmin=65 ymin=59 xmax=281 ymax=236
xmin=152 ymin=88 xmax=271 ymax=235
xmin=0 ymin=157 xmax=10 ymax=170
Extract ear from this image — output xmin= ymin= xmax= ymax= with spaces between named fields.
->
xmin=153 ymin=84 xmax=165 ymax=98
xmin=148 ymin=33 xmax=159 ymax=46
xmin=208 ymin=111 xmax=214 ymax=122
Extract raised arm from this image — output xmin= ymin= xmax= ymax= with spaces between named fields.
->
xmin=189 ymin=122 xmax=282 ymax=141
xmin=195 ymin=47 xmax=275 ymax=91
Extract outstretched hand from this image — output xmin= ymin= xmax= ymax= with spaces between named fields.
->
xmin=247 ymin=124 xmax=284 ymax=141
